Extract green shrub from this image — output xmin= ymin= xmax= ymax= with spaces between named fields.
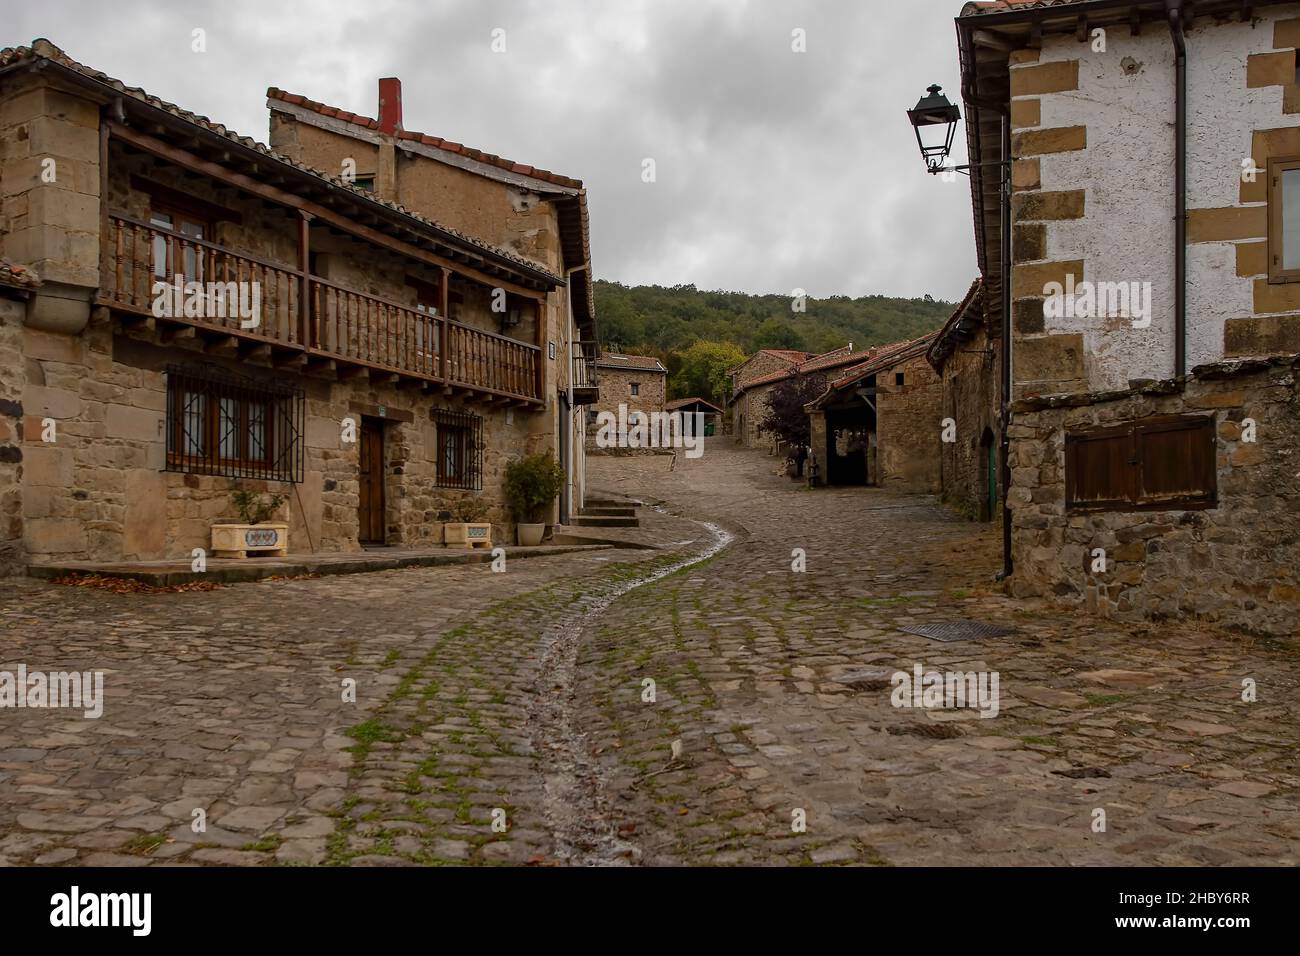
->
xmin=451 ymin=497 xmax=490 ymax=523
xmin=231 ymin=489 xmax=286 ymax=525
xmin=503 ymin=453 xmax=566 ymax=524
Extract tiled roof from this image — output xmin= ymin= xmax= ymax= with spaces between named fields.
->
xmin=0 ymin=258 xmax=41 ymax=292
xmin=267 ymin=88 xmax=584 ymax=191
xmin=597 ymin=353 xmax=666 ymax=373
xmin=666 ymin=396 xmax=723 ymax=414
xmin=735 ymin=346 xmax=867 ymax=396
xmin=762 ymin=349 xmax=812 ymax=363
xmin=0 ymin=40 xmax=561 ymax=284
xmin=960 ymin=0 xmax=1090 ymax=16
xmin=812 ymin=331 xmax=940 ymax=405
xmin=926 ymin=279 xmax=986 ymax=369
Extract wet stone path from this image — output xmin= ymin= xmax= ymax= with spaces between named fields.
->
xmin=1 ymin=443 xmax=1297 ymax=866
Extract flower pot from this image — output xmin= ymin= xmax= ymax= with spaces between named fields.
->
xmin=444 ymin=522 xmax=493 ymax=550
xmin=211 ymin=523 xmax=289 ymax=559
xmin=516 ymin=523 xmax=545 ymax=547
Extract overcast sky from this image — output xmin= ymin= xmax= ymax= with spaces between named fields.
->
xmin=8 ymin=0 xmax=977 ymax=302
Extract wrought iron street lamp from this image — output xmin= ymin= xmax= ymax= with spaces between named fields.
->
xmin=907 ymin=85 xmax=962 ymax=174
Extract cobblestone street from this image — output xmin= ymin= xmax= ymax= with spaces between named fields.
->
xmin=1 ymin=444 xmax=1297 ymax=866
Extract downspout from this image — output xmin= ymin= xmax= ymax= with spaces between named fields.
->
xmin=1168 ymin=0 xmax=1188 ymax=379
xmin=998 ymin=110 xmax=1014 ymax=582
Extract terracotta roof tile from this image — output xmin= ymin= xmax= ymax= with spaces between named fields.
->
xmin=0 ymin=258 xmax=41 ymax=291
xmin=597 ymin=353 xmax=667 ymax=373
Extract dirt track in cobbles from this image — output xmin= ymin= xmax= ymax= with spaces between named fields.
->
xmin=1 ymin=443 xmax=1297 ymax=866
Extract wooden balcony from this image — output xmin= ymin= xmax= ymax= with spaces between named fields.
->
xmin=571 ymin=341 xmax=599 ymax=406
xmin=98 ymin=214 xmax=543 ymax=405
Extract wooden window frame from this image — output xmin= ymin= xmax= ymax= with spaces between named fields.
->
xmin=1065 ymin=413 xmax=1217 ymax=514
xmin=1267 ymin=156 xmax=1300 ymax=283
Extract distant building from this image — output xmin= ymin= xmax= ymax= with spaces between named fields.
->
xmin=589 ymin=353 xmax=667 ymax=421
xmin=728 ymin=346 xmax=863 ymax=451
xmin=805 ymin=333 xmax=941 ymax=492
xmin=665 ymin=397 xmax=723 ymax=435
xmin=926 ymin=280 xmax=1002 ymax=521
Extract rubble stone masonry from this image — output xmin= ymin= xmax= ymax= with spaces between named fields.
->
xmin=1007 ymin=355 xmax=1300 ymax=636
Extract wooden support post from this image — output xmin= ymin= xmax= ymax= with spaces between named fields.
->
xmin=439 ymin=267 xmax=450 ymax=383
xmin=534 ymin=298 xmax=545 ymax=401
xmin=298 ymin=211 xmax=313 ymax=349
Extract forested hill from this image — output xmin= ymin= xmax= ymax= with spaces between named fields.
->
xmin=592 ymin=280 xmax=956 ymax=358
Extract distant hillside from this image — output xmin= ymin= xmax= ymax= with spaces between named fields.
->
xmin=592 ymin=281 xmax=955 ymax=359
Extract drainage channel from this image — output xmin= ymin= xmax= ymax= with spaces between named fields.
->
xmin=526 ymin=510 xmax=733 ymax=866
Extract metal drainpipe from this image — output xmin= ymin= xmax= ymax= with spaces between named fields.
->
xmin=1168 ymin=0 xmax=1188 ymax=380
xmin=998 ymin=109 xmax=1014 ymax=582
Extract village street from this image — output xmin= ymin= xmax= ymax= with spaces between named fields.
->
xmin=1 ymin=444 xmax=1298 ymax=866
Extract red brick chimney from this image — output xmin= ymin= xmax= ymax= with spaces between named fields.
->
xmin=378 ymin=77 xmax=402 ymax=135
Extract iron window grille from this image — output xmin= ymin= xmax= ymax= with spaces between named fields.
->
xmin=165 ymin=363 xmax=304 ymax=483
xmin=432 ymin=407 xmax=484 ymax=490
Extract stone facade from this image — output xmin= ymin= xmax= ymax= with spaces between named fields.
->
xmin=875 ymin=352 xmax=943 ymax=493
xmin=1007 ymin=356 xmax=1299 ymax=637
xmin=929 ymin=282 xmax=1003 ymax=521
xmin=0 ymin=45 xmax=595 ymax=570
xmin=729 ymin=350 xmax=803 ymax=449
xmin=591 ymin=362 xmax=666 ymax=419
xmin=0 ymin=292 xmax=26 ymax=573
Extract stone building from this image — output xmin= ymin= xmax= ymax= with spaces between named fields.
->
xmin=956 ymin=0 xmax=1300 ymax=634
xmin=805 ymin=333 xmax=942 ymax=491
xmin=0 ymin=40 xmax=597 ymax=571
xmin=728 ymin=346 xmax=862 ymax=450
xmin=926 ymin=279 xmax=1003 ymax=521
xmin=588 ymin=353 xmax=666 ymax=423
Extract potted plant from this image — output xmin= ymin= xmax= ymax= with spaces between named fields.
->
xmin=503 ymin=452 xmax=566 ymax=546
xmin=443 ymin=497 xmax=492 ymax=550
xmin=211 ymin=490 xmax=289 ymax=558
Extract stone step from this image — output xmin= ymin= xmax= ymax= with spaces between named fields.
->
xmin=570 ymin=515 xmax=640 ymax=528
xmin=585 ymin=497 xmax=642 ymax=508
xmin=581 ymin=506 xmax=637 ymax=517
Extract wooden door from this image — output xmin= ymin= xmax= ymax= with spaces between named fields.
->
xmin=358 ymin=418 xmax=385 ymax=544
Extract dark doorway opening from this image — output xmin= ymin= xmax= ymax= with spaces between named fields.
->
xmin=358 ymin=417 xmax=386 ymax=545
xmin=979 ymin=427 xmax=997 ymax=522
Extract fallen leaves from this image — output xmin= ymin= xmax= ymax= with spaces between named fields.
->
xmin=50 ymin=573 xmax=227 ymax=594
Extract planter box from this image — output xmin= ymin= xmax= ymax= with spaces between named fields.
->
xmin=444 ymin=522 xmax=492 ymax=550
xmin=211 ymin=523 xmax=289 ymax=559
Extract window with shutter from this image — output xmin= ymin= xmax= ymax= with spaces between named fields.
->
xmin=1065 ymin=414 xmax=1216 ymax=513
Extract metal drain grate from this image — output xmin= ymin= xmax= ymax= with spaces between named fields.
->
xmin=898 ymin=621 xmax=1015 ymax=643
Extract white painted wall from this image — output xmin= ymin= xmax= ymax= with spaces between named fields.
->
xmin=1018 ymin=5 xmax=1300 ymax=391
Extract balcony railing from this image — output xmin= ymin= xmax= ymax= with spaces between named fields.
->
xmin=103 ymin=214 xmax=541 ymax=402
xmin=571 ymin=341 xmax=599 ymax=405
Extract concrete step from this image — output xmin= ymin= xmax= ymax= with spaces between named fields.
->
xmin=570 ymin=515 xmax=640 ymax=528
xmin=581 ymin=506 xmax=637 ymax=517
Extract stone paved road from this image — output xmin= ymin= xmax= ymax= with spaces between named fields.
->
xmin=579 ymin=445 xmax=1300 ymax=865
xmin=1 ymin=443 xmax=1297 ymax=866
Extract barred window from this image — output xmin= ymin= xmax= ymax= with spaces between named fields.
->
xmin=433 ymin=408 xmax=483 ymax=490
xmin=166 ymin=364 xmax=304 ymax=482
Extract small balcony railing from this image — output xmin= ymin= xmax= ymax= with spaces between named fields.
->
xmin=102 ymin=214 xmax=541 ymax=402
xmin=571 ymin=341 xmax=599 ymax=405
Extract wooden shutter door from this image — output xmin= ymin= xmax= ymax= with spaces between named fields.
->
xmin=1135 ymin=416 xmax=1216 ymax=508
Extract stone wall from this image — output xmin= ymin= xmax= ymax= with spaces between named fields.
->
xmin=590 ymin=367 xmax=666 ymax=420
xmin=876 ymin=352 xmax=943 ymax=493
xmin=1007 ymin=355 xmax=1300 ymax=636
xmin=937 ymin=323 xmax=1001 ymax=520
xmin=0 ymin=295 xmax=25 ymax=573
xmin=17 ymin=318 xmax=544 ymax=566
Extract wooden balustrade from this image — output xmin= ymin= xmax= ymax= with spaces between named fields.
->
xmin=103 ymin=215 xmax=541 ymax=401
